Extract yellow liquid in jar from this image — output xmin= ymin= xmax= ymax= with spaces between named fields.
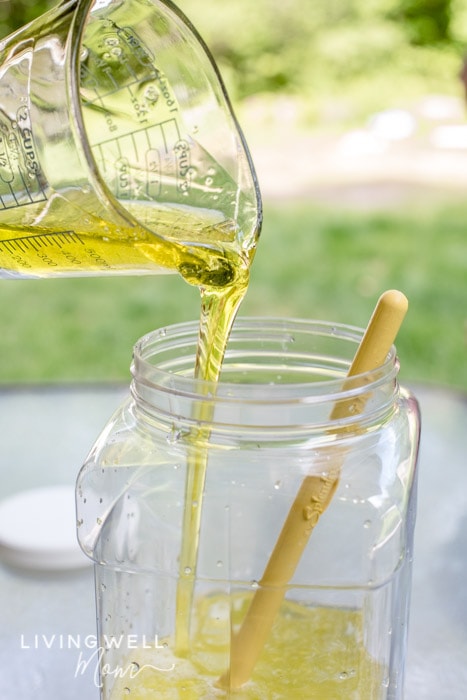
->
xmin=107 ymin=594 xmax=384 ymax=699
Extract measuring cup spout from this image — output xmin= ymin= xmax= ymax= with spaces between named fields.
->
xmin=0 ymin=0 xmax=261 ymax=280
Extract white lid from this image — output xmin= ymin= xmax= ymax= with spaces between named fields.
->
xmin=0 ymin=485 xmax=91 ymax=571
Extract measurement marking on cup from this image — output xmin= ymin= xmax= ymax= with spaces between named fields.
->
xmin=91 ymin=120 xmax=181 ymax=196
xmin=94 ymin=118 xmax=180 ymax=148
xmin=80 ymin=63 xmax=159 ymax=107
xmin=0 ymin=230 xmax=83 ymax=254
xmin=0 ymin=167 xmax=47 ymax=211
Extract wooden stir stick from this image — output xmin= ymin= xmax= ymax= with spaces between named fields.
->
xmin=218 ymin=290 xmax=409 ymax=690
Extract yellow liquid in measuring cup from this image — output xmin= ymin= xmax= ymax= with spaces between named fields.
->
xmin=0 ymin=199 xmax=247 ymax=288
xmin=108 ymin=594 xmax=384 ymax=699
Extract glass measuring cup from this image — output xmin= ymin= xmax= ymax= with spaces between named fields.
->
xmin=0 ymin=0 xmax=261 ymax=282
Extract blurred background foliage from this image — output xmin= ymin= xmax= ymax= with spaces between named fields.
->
xmin=0 ymin=1 xmax=465 ymax=389
xmin=1 ymin=0 xmax=467 ymax=109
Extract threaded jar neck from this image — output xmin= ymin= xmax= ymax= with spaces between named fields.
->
xmin=130 ymin=318 xmax=399 ymax=442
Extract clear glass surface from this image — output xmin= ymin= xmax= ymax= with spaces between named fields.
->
xmin=76 ymin=318 xmax=420 ymax=699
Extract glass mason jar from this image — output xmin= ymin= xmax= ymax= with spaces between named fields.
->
xmin=76 ymin=318 xmax=420 ymax=699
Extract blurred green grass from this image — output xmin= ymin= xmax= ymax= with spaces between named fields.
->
xmin=0 ymin=4 xmax=464 ymax=392
xmin=1 ymin=198 xmax=465 ymax=390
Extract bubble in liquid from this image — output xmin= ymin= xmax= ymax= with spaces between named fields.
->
xmin=251 ymin=580 xmax=259 ymax=589
xmin=123 ymin=689 xmax=131 ymax=695
xmin=363 ymin=519 xmax=372 ymax=529
xmin=96 ymin=517 xmax=102 ymax=525
xmin=205 ymin=176 xmax=214 ymax=186
xmin=184 ymin=566 xmax=192 ymax=575
xmin=130 ymin=662 xmax=140 ymax=673
xmin=303 ymin=506 xmax=313 ymax=521
xmin=167 ymin=427 xmax=181 ymax=445
xmin=274 ymin=480 xmax=281 ymax=490
xmin=77 ymin=518 xmax=83 ymax=527
xmin=216 ymin=560 xmax=223 ymax=568
xmin=339 ymin=668 xmax=356 ymax=681
xmin=144 ymin=85 xmax=159 ymax=104
xmin=281 ymin=333 xmax=296 ymax=351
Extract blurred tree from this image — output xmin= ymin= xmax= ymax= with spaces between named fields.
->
xmin=395 ymin=0 xmax=453 ymax=44
xmin=0 ymin=0 xmax=463 ymax=110
xmin=0 ymin=0 xmax=54 ymax=37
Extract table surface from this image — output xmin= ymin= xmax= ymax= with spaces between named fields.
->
xmin=0 ymin=383 xmax=466 ymax=699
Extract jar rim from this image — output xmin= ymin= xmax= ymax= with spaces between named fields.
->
xmin=131 ymin=317 xmax=398 ymax=406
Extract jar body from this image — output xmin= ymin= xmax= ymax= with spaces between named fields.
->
xmin=76 ymin=318 xmax=420 ymax=699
